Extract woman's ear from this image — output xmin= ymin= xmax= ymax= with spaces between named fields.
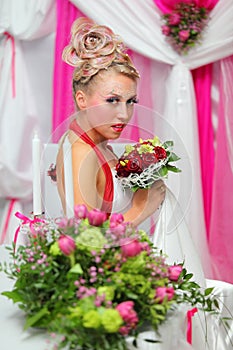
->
xmin=75 ymin=90 xmax=87 ymax=110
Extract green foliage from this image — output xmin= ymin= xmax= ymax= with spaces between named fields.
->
xmin=1 ymin=213 xmax=219 ymax=349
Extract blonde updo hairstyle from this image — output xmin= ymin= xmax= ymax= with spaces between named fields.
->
xmin=62 ymin=17 xmax=140 ymax=104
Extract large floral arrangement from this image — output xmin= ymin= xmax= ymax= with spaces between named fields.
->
xmin=115 ymin=136 xmax=181 ymax=192
xmin=161 ymin=1 xmax=210 ymax=55
xmin=1 ymin=205 xmax=218 ymax=350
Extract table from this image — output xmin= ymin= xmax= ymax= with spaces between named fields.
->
xmin=0 ymin=245 xmax=232 ymax=350
xmin=0 ymin=246 xmax=49 ymax=350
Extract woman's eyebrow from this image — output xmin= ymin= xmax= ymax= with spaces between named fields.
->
xmin=106 ymin=91 xmax=137 ymax=99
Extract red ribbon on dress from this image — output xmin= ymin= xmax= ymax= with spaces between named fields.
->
xmin=14 ymin=212 xmax=45 ymax=248
xmin=4 ymin=32 xmax=16 ymax=98
xmin=186 ymin=307 xmax=198 ymax=344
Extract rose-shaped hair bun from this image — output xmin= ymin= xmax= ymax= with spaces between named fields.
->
xmin=62 ymin=17 xmax=139 ymax=82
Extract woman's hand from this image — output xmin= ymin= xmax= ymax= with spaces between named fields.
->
xmin=123 ymin=180 xmax=166 ymax=226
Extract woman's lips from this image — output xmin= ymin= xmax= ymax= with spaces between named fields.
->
xmin=111 ymin=124 xmax=125 ymax=132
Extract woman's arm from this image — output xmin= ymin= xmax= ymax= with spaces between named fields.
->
xmin=122 ymin=180 xmax=166 ymax=227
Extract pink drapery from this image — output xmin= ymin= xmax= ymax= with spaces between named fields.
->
xmin=209 ymin=56 xmax=233 ymax=283
xmin=154 ymin=0 xmax=218 ymax=13
xmin=52 ymin=0 xmax=84 ymax=142
xmin=192 ymin=65 xmax=215 ymax=237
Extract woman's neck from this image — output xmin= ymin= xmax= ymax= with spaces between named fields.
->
xmin=74 ymin=118 xmax=109 ymax=148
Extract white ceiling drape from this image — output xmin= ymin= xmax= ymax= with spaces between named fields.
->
xmin=71 ymin=0 xmax=233 ymax=67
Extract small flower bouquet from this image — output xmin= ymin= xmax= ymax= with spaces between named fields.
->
xmin=1 ymin=205 xmax=218 ymax=350
xmin=161 ymin=1 xmax=210 ymax=55
xmin=115 ymin=136 xmax=181 ymax=192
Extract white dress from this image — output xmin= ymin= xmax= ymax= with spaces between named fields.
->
xmin=112 ymin=170 xmax=233 ymax=350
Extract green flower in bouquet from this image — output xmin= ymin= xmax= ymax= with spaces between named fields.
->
xmin=0 ymin=206 xmax=219 ymax=350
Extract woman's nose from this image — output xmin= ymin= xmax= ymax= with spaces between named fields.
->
xmin=116 ymin=102 xmax=130 ymax=121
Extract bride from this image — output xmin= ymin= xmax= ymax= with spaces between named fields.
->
xmin=55 ymin=17 xmax=232 ymax=349
xmin=56 ymin=17 xmax=166 ymax=230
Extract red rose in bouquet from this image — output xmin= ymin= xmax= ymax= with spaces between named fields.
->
xmin=115 ymin=137 xmax=181 ymax=191
xmin=154 ymin=146 xmax=167 ymax=160
xmin=141 ymin=152 xmax=159 ymax=169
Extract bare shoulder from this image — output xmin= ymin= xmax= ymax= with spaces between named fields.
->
xmin=71 ymin=139 xmax=99 ymax=170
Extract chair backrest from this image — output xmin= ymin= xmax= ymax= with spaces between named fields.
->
xmin=43 ymin=142 xmax=127 ymax=218
xmin=43 ymin=143 xmax=63 ymax=218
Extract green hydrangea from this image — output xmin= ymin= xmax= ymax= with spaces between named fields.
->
xmin=82 ymin=310 xmax=101 ymax=329
xmin=112 ymin=272 xmax=151 ymax=295
xmin=49 ymin=241 xmax=62 ymax=256
xmin=101 ymin=309 xmax=123 ymax=333
xmin=120 ymin=251 xmax=147 ymax=274
xmin=75 ymin=227 xmax=107 ymax=252
xmin=97 ymin=286 xmax=115 ymax=301
xmin=69 ymin=306 xmax=83 ymax=319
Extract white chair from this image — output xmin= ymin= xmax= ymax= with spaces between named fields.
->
xmin=42 ymin=143 xmax=63 ymax=218
xmin=42 ymin=141 xmax=127 ymax=218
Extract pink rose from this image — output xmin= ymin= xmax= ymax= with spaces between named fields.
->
xmin=161 ymin=25 xmax=171 ymax=36
xmin=119 ymin=325 xmax=131 ymax=335
xmin=116 ymin=301 xmax=139 ymax=326
xmin=120 ymin=238 xmax=142 ymax=257
xmin=168 ymin=265 xmax=183 ymax=281
xmin=57 ymin=217 xmax=69 ymax=228
xmin=58 ymin=235 xmax=76 ymax=256
xmin=110 ymin=223 xmax=126 ymax=237
xmin=168 ymin=13 xmax=181 ymax=25
xmin=74 ymin=204 xmax=88 ymax=219
xmin=155 ymin=287 xmax=175 ymax=303
xmin=87 ymin=209 xmax=107 ymax=226
xmin=140 ymin=241 xmax=151 ymax=253
xmin=110 ymin=213 xmax=124 ymax=225
xmin=179 ymin=30 xmax=190 ymax=42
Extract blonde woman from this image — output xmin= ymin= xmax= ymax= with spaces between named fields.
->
xmin=56 ymin=17 xmax=166 ymax=226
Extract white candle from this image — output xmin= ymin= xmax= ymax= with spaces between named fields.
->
xmin=32 ymin=132 xmax=42 ymax=215
xmin=63 ymin=137 xmax=74 ymax=217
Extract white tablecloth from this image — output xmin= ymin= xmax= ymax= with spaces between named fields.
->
xmin=0 ymin=246 xmax=49 ymax=350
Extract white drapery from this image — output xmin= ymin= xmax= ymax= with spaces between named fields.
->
xmin=71 ymin=0 xmax=233 ymax=277
xmin=0 ymin=0 xmax=56 ymax=240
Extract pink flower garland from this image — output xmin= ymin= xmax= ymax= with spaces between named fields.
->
xmin=160 ymin=1 xmax=210 ymax=54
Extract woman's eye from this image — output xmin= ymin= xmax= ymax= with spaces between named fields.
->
xmin=127 ymin=98 xmax=139 ymax=105
xmin=106 ymin=97 xmax=120 ymax=104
